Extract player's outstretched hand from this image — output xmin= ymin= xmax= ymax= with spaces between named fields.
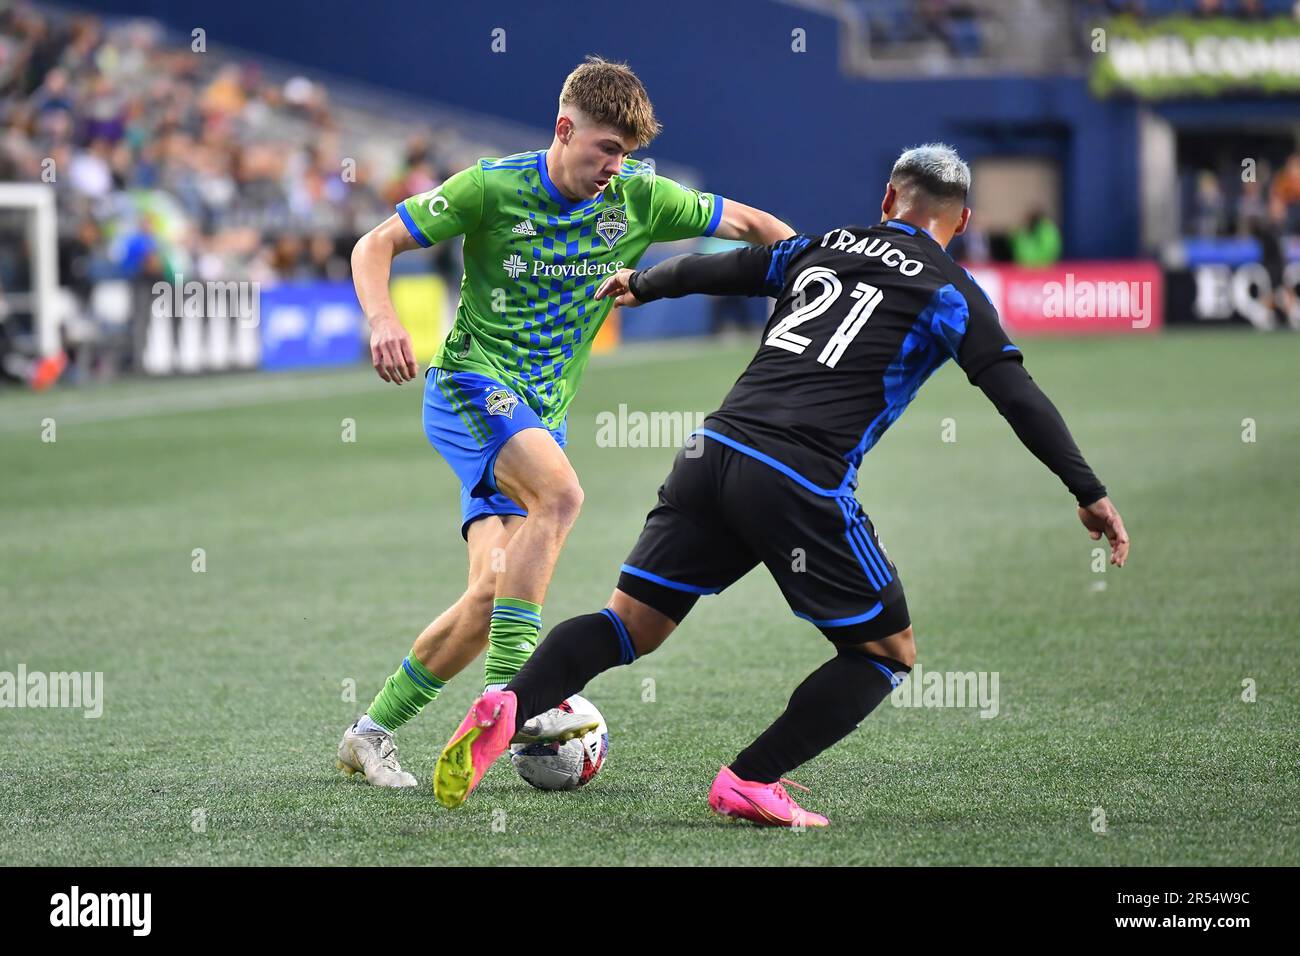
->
xmin=594 ymin=268 xmax=643 ymax=308
xmin=370 ymin=315 xmax=418 ymax=384
xmin=1078 ymin=496 xmax=1129 ymax=567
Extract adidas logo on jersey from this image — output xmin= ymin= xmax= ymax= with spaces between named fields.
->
xmin=512 ymin=220 xmax=537 ymax=237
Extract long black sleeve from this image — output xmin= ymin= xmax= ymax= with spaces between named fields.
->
xmin=628 ymin=245 xmax=776 ymax=302
xmin=974 ymin=359 xmax=1107 ymax=507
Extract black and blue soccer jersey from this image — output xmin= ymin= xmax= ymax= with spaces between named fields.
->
xmin=629 ymin=219 xmax=1106 ymax=504
xmin=616 ymin=217 xmax=1107 ymax=640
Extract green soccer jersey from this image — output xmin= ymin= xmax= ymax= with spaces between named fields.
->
xmin=396 ymin=149 xmax=723 ymax=430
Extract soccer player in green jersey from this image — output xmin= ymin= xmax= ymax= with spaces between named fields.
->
xmin=338 ymin=56 xmax=794 ymax=787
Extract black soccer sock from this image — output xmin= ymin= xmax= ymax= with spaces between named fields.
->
xmin=506 ymin=609 xmax=636 ymax=734
xmin=729 ymin=647 xmax=910 ymax=784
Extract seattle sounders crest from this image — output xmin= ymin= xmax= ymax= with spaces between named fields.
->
xmin=596 ymin=207 xmax=628 ymax=249
xmin=485 ymin=388 xmax=519 ymax=418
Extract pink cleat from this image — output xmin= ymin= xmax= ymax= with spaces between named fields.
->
xmin=707 ymin=765 xmax=829 ymax=828
xmin=433 ymin=690 xmax=518 ymax=809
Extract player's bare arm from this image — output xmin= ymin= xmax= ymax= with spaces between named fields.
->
xmin=711 ymin=198 xmax=795 ymax=245
xmin=351 ymin=214 xmax=421 ymax=384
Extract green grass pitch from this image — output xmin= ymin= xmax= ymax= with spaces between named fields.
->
xmin=1 ymin=331 xmax=1296 ymax=866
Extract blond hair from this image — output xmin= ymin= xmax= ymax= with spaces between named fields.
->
xmin=559 ymin=55 xmax=662 ymax=148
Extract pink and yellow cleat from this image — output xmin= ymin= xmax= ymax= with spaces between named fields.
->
xmin=707 ymin=765 xmax=829 ymax=828
xmin=433 ymin=690 xmax=518 ymax=809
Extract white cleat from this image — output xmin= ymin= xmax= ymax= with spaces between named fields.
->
xmin=511 ymin=707 xmax=600 ymax=745
xmin=337 ymin=723 xmax=418 ymax=788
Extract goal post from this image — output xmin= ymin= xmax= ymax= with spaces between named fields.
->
xmin=0 ymin=183 xmax=60 ymax=357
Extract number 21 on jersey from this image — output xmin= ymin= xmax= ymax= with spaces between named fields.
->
xmin=765 ymin=266 xmax=883 ymax=369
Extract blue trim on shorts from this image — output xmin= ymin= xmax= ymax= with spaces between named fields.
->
xmin=459 ymin=491 xmax=527 ymax=540
xmin=835 ymin=497 xmax=893 ymax=591
xmin=693 ymin=429 xmax=842 ymax=498
xmin=856 ymin=527 xmax=892 ymax=584
xmin=793 ymin=603 xmax=884 ymax=627
xmin=837 ymin=509 xmax=889 ymax=590
xmin=620 ymin=563 xmax=722 ymax=595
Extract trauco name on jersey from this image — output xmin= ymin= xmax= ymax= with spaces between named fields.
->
xmin=819 ymin=228 xmax=924 ymax=277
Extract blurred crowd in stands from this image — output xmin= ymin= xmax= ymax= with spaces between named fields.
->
xmin=1186 ymin=150 xmax=1299 ymax=326
xmin=1188 ymin=153 xmax=1300 ymax=239
xmin=0 ymin=3 xmax=499 ymax=385
xmin=855 ymin=0 xmax=985 ymax=58
xmin=1082 ymin=0 xmax=1298 ymax=18
xmin=856 ymin=0 xmax=1299 ymax=65
xmin=1 ymin=1 xmax=1296 ymax=386
xmin=0 ymin=5 xmax=476 ymax=288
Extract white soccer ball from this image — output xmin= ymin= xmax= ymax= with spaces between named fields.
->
xmin=509 ymin=694 xmax=609 ymax=791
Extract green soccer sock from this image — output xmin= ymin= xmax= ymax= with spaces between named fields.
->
xmin=365 ymin=653 xmax=447 ymax=732
xmin=484 ymin=598 xmax=542 ymax=690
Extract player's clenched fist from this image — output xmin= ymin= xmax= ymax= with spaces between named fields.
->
xmin=594 ymin=268 xmax=643 ymax=308
xmin=369 ymin=315 xmax=418 ymax=384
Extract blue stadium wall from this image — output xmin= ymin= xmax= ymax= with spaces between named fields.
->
xmin=79 ymin=0 xmax=1143 ymax=258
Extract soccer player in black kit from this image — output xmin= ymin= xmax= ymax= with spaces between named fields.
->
xmin=433 ymin=144 xmax=1130 ymax=826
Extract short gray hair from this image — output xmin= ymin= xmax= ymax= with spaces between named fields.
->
xmin=890 ymin=143 xmax=970 ymax=204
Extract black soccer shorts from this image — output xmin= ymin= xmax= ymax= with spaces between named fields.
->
xmin=617 ymin=432 xmax=910 ymax=644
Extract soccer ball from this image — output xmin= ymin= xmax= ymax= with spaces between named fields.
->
xmin=509 ymin=694 xmax=608 ymax=791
